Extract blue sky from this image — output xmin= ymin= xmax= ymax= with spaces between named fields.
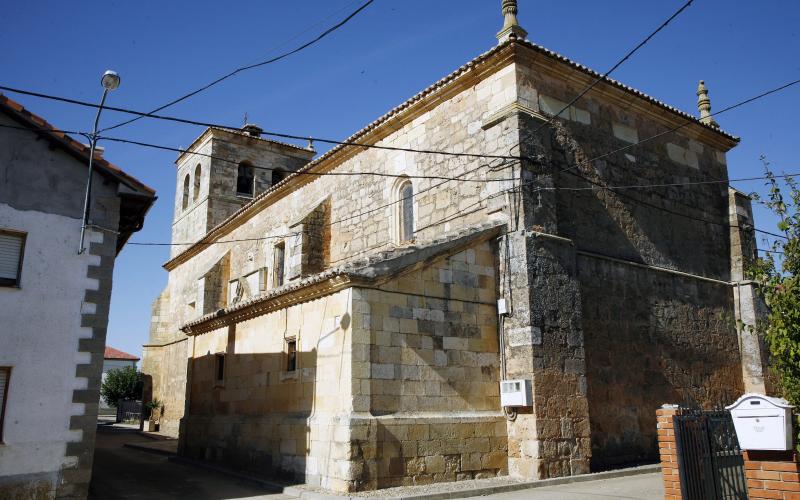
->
xmin=1 ymin=1 xmax=798 ymax=358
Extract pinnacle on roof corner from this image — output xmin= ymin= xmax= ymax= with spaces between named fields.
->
xmin=697 ymin=80 xmax=720 ymax=129
xmin=497 ymin=0 xmax=527 ymax=44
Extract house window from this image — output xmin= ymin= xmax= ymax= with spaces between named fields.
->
xmin=237 ymin=163 xmax=255 ymax=197
xmin=214 ymin=353 xmax=225 ymax=384
xmin=193 ymin=164 xmax=201 ymax=201
xmin=273 ymin=243 xmax=285 ymax=287
xmin=182 ymin=174 xmax=190 ymax=210
xmin=286 ymin=338 xmax=297 ymax=372
xmin=398 ymin=180 xmax=414 ymax=243
xmin=0 ymin=367 xmax=9 ymax=442
xmin=0 ymin=230 xmax=26 ymax=287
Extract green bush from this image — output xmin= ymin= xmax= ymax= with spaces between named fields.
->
xmin=749 ymin=159 xmax=800 ymax=406
xmin=100 ymin=366 xmax=143 ymax=407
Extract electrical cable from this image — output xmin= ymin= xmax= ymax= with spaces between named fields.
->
xmin=529 ymin=0 xmax=694 ymax=139
xmin=99 ymin=0 xmax=375 ymax=133
xmin=2 ymin=77 xmax=799 ymax=164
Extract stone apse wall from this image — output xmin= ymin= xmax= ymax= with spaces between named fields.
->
xmin=513 ymin=54 xmax=744 ymax=470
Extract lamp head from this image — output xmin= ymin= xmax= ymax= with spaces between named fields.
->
xmin=100 ymin=70 xmax=120 ymax=91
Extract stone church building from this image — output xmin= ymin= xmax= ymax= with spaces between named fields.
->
xmin=142 ymin=2 xmax=768 ymax=492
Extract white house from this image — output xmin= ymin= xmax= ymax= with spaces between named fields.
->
xmin=0 ymin=94 xmax=155 ymax=499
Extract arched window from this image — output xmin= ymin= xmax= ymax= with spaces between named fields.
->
xmin=182 ymin=174 xmax=190 ymax=211
xmin=398 ymin=180 xmax=414 ymax=243
xmin=193 ymin=164 xmax=201 ymax=201
xmin=237 ymin=162 xmax=254 ymax=197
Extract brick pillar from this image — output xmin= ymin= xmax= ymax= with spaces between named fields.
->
xmin=657 ymin=404 xmax=682 ymax=500
xmin=743 ymin=450 xmax=800 ymax=499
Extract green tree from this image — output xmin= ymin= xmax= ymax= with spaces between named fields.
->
xmin=100 ymin=366 xmax=143 ymax=407
xmin=749 ymin=158 xmax=800 ymax=405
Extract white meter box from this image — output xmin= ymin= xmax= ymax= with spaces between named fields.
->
xmin=726 ymin=393 xmax=794 ymax=451
xmin=500 ymin=379 xmax=532 ymax=407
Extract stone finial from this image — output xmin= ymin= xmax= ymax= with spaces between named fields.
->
xmin=696 ymin=80 xmax=719 ymax=128
xmin=497 ymin=0 xmax=527 ymax=44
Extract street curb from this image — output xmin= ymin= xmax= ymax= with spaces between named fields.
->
xmin=166 ymin=455 xmax=659 ymax=500
xmin=284 ymin=464 xmax=661 ymax=499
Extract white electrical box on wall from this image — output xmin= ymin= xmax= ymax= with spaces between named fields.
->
xmin=497 ymin=298 xmax=509 ymax=316
xmin=500 ymin=379 xmax=532 ymax=407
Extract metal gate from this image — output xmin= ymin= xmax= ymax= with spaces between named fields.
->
xmin=674 ymin=409 xmax=748 ymax=500
xmin=115 ymin=399 xmax=142 ymax=424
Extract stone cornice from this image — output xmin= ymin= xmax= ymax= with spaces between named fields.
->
xmin=511 ymin=42 xmax=739 ymax=150
xmin=182 ymin=274 xmax=360 ymax=336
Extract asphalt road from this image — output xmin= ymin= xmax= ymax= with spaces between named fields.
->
xmin=89 ymin=426 xmax=291 ymax=500
xmin=89 ymin=424 xmax=663 ymax=500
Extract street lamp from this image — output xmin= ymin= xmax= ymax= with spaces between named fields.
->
xmin=78 ymin=70 xmax=121 ymax=254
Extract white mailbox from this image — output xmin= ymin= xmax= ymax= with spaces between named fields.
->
xmin=726 ymin=393 xmax=794 ymax=451
xmin=500 ymin=379 xmax=532 ymax=407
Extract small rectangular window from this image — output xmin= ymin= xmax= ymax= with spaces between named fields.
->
xmin=214 ymin=354 xmax=225 ymax=384
xmin=273 ymin=243 xmax=285 ymax=288
xmin=0 ymin=230 xmax=26 ymax=287
xmin=286 ymin=338 xmax=297 ymax=372
xmin=0 ymin=367 xmax=10 ymax=442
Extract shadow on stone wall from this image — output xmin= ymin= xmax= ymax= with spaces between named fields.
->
xmin=179 ymin=348 xmax=318 ymax=485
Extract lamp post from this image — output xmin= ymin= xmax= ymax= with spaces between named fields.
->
xmin=78 ymin=70 xmax=120 ymax=254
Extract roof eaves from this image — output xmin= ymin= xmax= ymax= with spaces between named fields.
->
xmin=0 ymin=94 xmax=156 ymax=196
xmin=180 ymin=223 xmax=504 ymax=334
xmin=164 ymin=38 xmax=739 ymax=269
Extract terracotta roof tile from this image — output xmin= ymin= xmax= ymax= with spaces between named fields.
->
xmin=0 ymin=93 xmax=156 ymax=196
xmin=104 ymin=346 xmax=140 ymax=361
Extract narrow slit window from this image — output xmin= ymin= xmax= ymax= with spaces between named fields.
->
xmin=237 ymin=163 xmax=255 ymax=197
xmin=273 ymin=243 xmax=285 ymax=287
xmin=399 ymin=181 xmax=414 ymax=243
xmin=215 ymin=354 xmax=225 ymax=384
xmin=0 ymin=230 xmax=26 ymax=287
xmin=286 ymin=339 xmax=297 ymax=372
xmin=182 ymin=174 xmax=190 ymax=210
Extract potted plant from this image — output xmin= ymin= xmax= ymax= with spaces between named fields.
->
xmin=143 ymin=399 xmax=163 ymax=432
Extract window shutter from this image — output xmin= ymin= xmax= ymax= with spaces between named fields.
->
xmin=0 ymin=233 xmax=23 ymax=281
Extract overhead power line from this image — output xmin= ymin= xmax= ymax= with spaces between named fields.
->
xmin=5 ymin=77 xmax=800 ymax=166
xmin=560 ymin=168 xmax=790 ymax=240
xmin=0 ymin=121 xmax=519 ymax=182
xmin=127 ymin=156 xmax=519 ymax=247
xmin=530 ymin=0 xmax=694 ymax=139
xmin=0 ymin=84 xmax=525 ymax=162
xmin=552 ymin=78 xmax=800 ymax=178
xmin=100 ymin=0 xmax=375 ymax=133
